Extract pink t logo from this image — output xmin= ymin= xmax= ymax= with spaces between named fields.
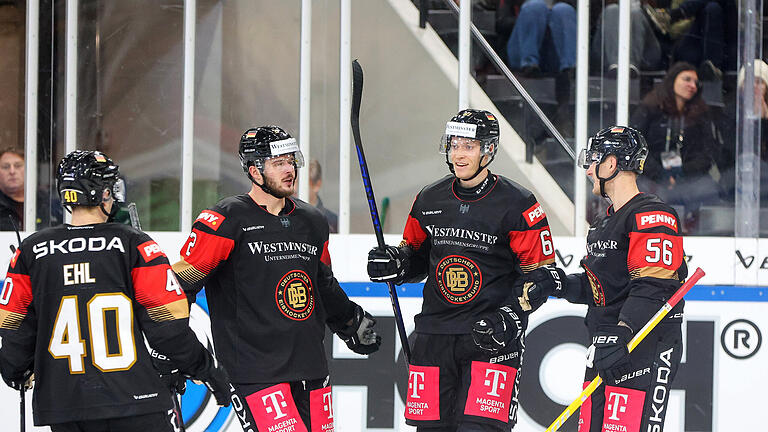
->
xmin=484 ymin=368 xmax=508 ymax=397
xmin=261 ymin=390 xmax=289 ymax=420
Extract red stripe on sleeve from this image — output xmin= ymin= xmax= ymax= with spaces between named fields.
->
xmin=132 ymin=264 xmax=184 ymax=309
xmin=627 ymin=232 xmax=683 ymax=273
xmin=180 ymin=228 xmax=234 ymax=274
xmin=0 ymin=272 xmax=32 ymax=315
xmin=321 ymin=241 xmax=332 ymax=267
xmin=403 ymin=215 xmax=428 ymax=251
xmin=508 ymin=227 xmax=555 ymax=271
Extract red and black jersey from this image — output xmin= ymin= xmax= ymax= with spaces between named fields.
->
xmin=173 ymin=194 xmax=354 ymax=384
xmin=0 ymin=223 xmax=208 ymax=426
xmin=579 ymin=193 xmax=686 ymax=334
xmin=401 ymin=174 xmax=555 ymax=334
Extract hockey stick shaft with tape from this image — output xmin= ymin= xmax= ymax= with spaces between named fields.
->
xmin=546 ymin=267 xmax=705 ymax=432
xmin=350 ymin=59 xmax=412 ymax=363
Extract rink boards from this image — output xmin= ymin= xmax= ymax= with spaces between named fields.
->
xmin=1 ymin=233 xmax=766 ymax=431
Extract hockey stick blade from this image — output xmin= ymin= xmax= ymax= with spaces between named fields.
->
xmin=351 ymin=59 xmax=412 ymax=364
xmin=545 ymin=267 xmax=705 ymax=432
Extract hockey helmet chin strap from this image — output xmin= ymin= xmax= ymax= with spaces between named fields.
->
xmin=595 ymin=155 xmax=620 ymax=198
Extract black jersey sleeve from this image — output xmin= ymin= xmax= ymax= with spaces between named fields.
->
xmin=0 ymin=249 xmax=36 ymax=384
xmin=131 ymin=233 xmax=210 ymax=375
xmin=619 ymin=204 xmax=685 ymax=332
xmin=399 ymin=192 xmax=430 ymax=283
xmin=172 ymin=208 xmax=235 ymax=300
xmin=317 ymin=239 xmax=356 ymax=325
xmin=504 ymin=194 xmax=556 ymax=273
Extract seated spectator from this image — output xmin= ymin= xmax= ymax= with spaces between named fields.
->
xmin=716 ymin=59 xmax=768 ymax=204
xmin=308 ymin=159 xmax=338 ymax=233
xmin=0 ymin=147 xmax=25 ymax=230
xmin=505 ymin=0 xmax=576 ymax=76
xmin=593 ymin=0 xmax=663 ymax=75
xmin=0 ymin=146 xmax=61 ymax=230
xmin=630 ymin=62 xmax=721 ymax=229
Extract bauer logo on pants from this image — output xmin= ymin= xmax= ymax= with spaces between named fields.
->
xmin=435 ymin=255 xmax=482 ymax=304
xmin=276 ymin=270 xmax=315 ymax=320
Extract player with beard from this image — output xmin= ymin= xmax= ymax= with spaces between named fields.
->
xmin=172 ymin=126 xmax=381 ymax=432
xmin=367 ymin=109 xmax=556 ymax=431
xmin=0 ymin=150 xmax=230 ymax=432
xmin=513 ymin=126 xmax=687 ymax=432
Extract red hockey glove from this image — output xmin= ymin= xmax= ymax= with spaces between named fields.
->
xmin=590 ymin=324 xmax=633 ymax=384
xmin=471 ymin=306 xmax=523 ymax=353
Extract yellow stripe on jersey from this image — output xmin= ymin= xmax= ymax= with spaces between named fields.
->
xmin=0 ymin=309 xmax=25 ymax=330
xmin=172 ymin=259 xmax=207 ymax=284
xmin=629 ymin=266 xmax=679 ymax=280
xmin=146 ymin=299 xmax=189 ymax=322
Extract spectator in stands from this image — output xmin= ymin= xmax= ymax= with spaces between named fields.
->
xmin=592 ymin=0 xmax=663 ymax=76
xmin=646 ymin=0 xmax=737 ymax=79
xmin=716 ymin=59 xmax=768 ymax=204
xmin=0 ymin=147 xmax=24 ymax=230
xmin=630 ymin=62 xmax=720 ymax=229
xmin=505 ymin=0 xmax=576 ymax=77
xmin=308 ymin=159 xmax=338 ymax=233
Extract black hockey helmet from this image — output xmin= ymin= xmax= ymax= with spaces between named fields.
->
xmin=239 ymin=125 xmax=305 ymax=174
xmin=56 ymin=150 xmax=124 ymax=207
xmin=579 ymin=126 xmax=648 ymax=174
xmin=439 ymin=109 xmax=499 ymax=180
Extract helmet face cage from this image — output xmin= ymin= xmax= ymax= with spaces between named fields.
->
xmin=580 ymin=126 xmax=648 ymax=173
xmin=57 ymin=150 xmax=122 ymax=207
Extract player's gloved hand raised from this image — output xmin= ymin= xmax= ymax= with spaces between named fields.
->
xmin=2 ymin=369 xmax=33 ymax=391
xmin=367 ymin=245 xmax=412 ymax=284
xmin=332 ymin=304 xmax=382 ymax=355
xmin=471 ymin=306 xmax=523 ymax=353
xmin=189 ymin=353 xmax=232 ymax=407
xmin=588 ymin=324 xmax=633 ymax=383
xmin=149 ymin=348 xmax=186 ymax=395
xmin=513 ymin=265 xmax=566 ymax=312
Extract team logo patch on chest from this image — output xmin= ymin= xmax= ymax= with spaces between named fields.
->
xmin=275 ymin=270 xmax=315 ymax=320
xmin=435 ymin=255 xmax=482 ymax=304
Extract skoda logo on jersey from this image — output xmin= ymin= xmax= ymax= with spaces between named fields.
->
xmin=275 ymin=270 xmax=315 ymax=320
xmin=435 ymin=255 xmax=482 ymax=304
xmin=179 ymin=297 xmax=233 ymax=431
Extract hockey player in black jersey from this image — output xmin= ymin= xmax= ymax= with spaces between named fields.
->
xmin=0 ymin=150 xmax=230 ymax=432
xmin=172 ymin=126 xmax=381 ymax=432
xmin=367 ymin=109 xmax=556 ymax=431
xmin=514 ymin=126 xmax=687 ymax=432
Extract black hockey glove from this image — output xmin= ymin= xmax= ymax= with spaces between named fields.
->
xmin=471 ymin=306 xmax=523 ymax=353
xmin=188 ymin=353 xmax=231 ymax=407
xmin=331 ymin=304 xmax=382 ymax=355
xmin=513 ymin=265 xmax=566 ymax=312
xmin=590 ymin=324 xmax=633 ymax=383
xmin=367 ymin=245 xmax=412 ymax=284
xmin=2 ymin=369 xmax=33 ymax=391
xmin=149 ymin=348 xmax=186 ymax=395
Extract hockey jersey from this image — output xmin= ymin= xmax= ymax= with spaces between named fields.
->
xmin=0 ymin=223 xmax=208 ymax=425
xmin=578 ymin=193 xmax=686 ymax=334
xmin=402 ymin=174 xmax=555 ymax=334
xmin=173 ymin=194 xmax=355 ymax=384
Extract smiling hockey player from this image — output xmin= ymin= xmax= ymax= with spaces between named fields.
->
xmin=514 ymin=126 xmax=687 ymax=432
xmin=367 ymin=109 xmax=556 ymax=431
xmin=172 ymin=126 xmax=380 ymax=432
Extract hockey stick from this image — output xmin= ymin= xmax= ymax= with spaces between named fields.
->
xmin=546 ymin=267 xmax=705 ymax=432
xmin=350 ymin=59 xmax=412 ymax=363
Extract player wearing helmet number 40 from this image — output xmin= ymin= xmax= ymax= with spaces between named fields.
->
xmin=172 ymin=126 xmax=381 ymax=432
xmin=0 ymin=150 xmax=230 ymax=432
xmin=514 ymin=126 xmax=688 ymax=432
xmin=368 ymin=109 xmax=557 ymax=431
